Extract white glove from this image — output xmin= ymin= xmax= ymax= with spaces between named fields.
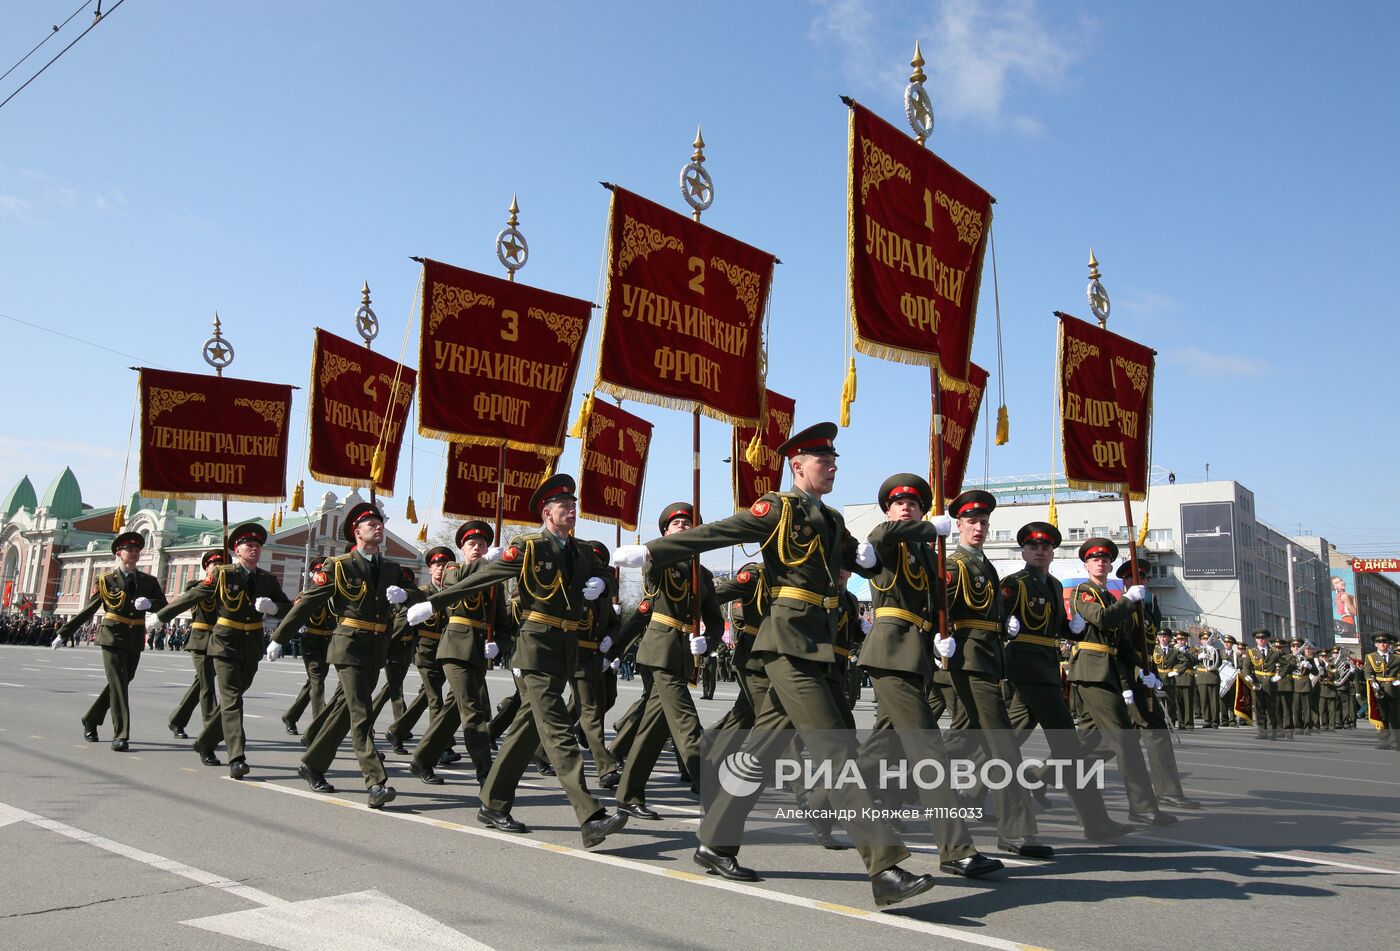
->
xmin=1270 ymin=674 xmax=1281 ymax=683
xmin=612 ymin=603 xmax=622 ymax=615
xmin=930 ymin=514 xmax=954 ymax=536
xmin=611 ymin=658 xmax=621 ymax=671
xmin=1124 ymin=585 xmax=1148 ymax=602
xmin=145 ymin=614 xmax=164 ymax=633
xmin=265 ymin=641 xmax=284 ymax=662
xmin=582 ymin=577 xmax=606 ymax=601
xmin=1122 ymin=689 xmax=1136 ymax=705
xmin=485 ymin=641 xmax=500 ymax=660
xmin=51 ymin=634 xmax=62 ymax=649
xmin=133 ymin=596 xmax=152 ymax=611
xmin=512 ymin=667 xmax=522 ymax=678
xmin=1006 ymin=616 xmax=1021 ymax=638
xmin=386 ymin=585 xmax=407 ymax=605
xmin=1068 ymin=613 xmax=1086 ymax=635
xmin=255 ymin=596 xmax=279 ymax=615
xmin=1167 ymin=670 xmax=1179 ymax=678
xmin=406 ymin=602 xmax=434 ymax=626
xmin=1142 ymin=672 xmax=1163 ymax=690
xmin=611 ymin=544 xmax=648 ymax=568
xmin=854 ymin=541 xmax=877 ymax=569
xmin=722 ymin=630 xmax=736 ymax=648
xmin=935 ymin=635 xmax=956 ymax=658
xmin=484 ymin=545 xmax=504 ymax=562
xmin=599 ymin=635 xmax=614 ymax=654
xmin=690 ymin=636 xmax=707 ymax=655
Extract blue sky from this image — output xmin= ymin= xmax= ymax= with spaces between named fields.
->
xmin=2 ymin=1 xmax=1398 ymax=554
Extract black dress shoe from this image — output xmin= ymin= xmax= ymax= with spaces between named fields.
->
xmin=1127 ymin=810 xmax=1178 ymax=826
xmin=410 ymin=759 xmax=444 ymax=785
xmin=693 ymin=845 xmax=759 ymax=881
xmin=82 ymin=720 xmax=98 ymax=742
xmin=998 ymin=837 xmax=1054 ymax=858
xmin=1157 ymin=795 xmax=1201 ymax=810
xmin=535 ymin=761 xmax=557 ymax=776
xmin=386 ymin=733 xmax=407 ymax=755
xmin=1083 ymin=820 xmax=1135 ymax=842
xmin=229 ymin=758 xmax=250 ymax=780
xmin=806 ymin=812 xmax=848 ymax=850
xmin=438 ymin=749 xmax=462 ymax=764
xmin=282 ymin=718 xmax=299 ymax=736
xmin=195 ymin=744 xmax=222 ymax=767
xmin=367 ymin=784 xmax=397 ymax=810
xmin=297 ymin=764 xmax=334 ymax=793
xmin=617 ymin=802 xmax=661 ymax=821
xmin=871 ymin=865 xmax=937 ymax=907
xmin=1031 ymin=784 xmax=1053 ymax=809
xmin=939 ymin=853 xmax=1005 ymax=878
xmin=170 ymin=724 xmax=189 ymax=740
xmin=110 ymin=738 xmax=129 ymax=752
xmin=597 ymin=769 xmax=621 ymax=790
xmin=581 ymin=810 xmax=629 ymax=849
xmin=477 ymin=807 xmax=528 ymax=833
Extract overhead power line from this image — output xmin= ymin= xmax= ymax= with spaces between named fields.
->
xmin=0 ymin=0 xmax=126 ymax=115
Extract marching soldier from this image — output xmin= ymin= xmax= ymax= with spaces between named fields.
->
xmin=156 ymin=523 xmax=291 ymax=776
xmin=1221 ymin=634 xmax=1245 ymax=726
xmin=1276 ymin=637 xmax=1298 ymax=737
xmin=1002 ymin=520 xmax=1134 ymax=841
xmin=1364 ymin=632 xmax=1400 ymax=750
xmin=280 ymin=555 xmax=334 ymax=735
xmin=59 ymin=531 xmax=169 ymax=750
xmin=1242 ymin=630 xmax=1284 ymax=739
xmin=1166 ymin=631 xmax=1197 ymax=729
xmin=709 ymin=561 xmax=767 ymax=734
xmin=268 ymin=503 xmax=414 ymax=808
xmin=612 ymin=424 xmax=940 ymax=908
xmin=570 ymin=540 xmax=623 ymax=787
xmin=407 ymin=475 xmax=628 ymax=848
xmin=1318 ymin=647 xmax=1342 ymax=731
xmin=394 ymin=546 xmax=462 ymax=780
xmin=370 ymin=566 xmax=419 ymax=733
xmin=1194 ymin=632 xmax=1221 ymax=728
xmin=1293 ymin=642 xmax=1319 ymax=735
xmin=165 ymin=549 xmax=226 ymax=741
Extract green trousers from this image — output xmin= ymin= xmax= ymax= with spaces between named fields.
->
xmin=618 ymin=665 xmax=703 ymax=806
xmin=572 ymin=662 xmax=620 ymax=777
xmin=1007 ymin=680 xmax=1115 ymax=833
xmin=283 ymin=638 xmax=329 ymax=725
xmin=303 ymin=665 xmax=387 ymax=788
xmin=169 ymin=648 xmax=218 ymax=733
xmin=1071 ymin=682 xmax=1159 ymax=816
xmin=941 ymin=669 xmax=1038 ymax=838
xmin=413 ymin=659 xmax=493 ymax=777
xmin=198 ymin=641 xmax=260 ymax=762
xmin=86 ymin=646 xmax=142 ymax=741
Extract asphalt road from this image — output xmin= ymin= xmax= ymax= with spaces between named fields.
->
xmin=1 ymin=643 xmax=1396 ymax=951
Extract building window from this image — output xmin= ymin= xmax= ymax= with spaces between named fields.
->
xmin=1068 ymin=528 xmax=1086 ymax=540
xmin=994 ymin=531 xmax=1012 ymax=542
xmin=1091 ymin=526 xmax=1110 ymax=537
xmin=1147 ymin=528 xmax=1173 ymax=543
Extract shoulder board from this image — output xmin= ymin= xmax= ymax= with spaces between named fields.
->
xmin=325 ymin=553 xmax=353 ymax=566
xmin=514 ymin=531 xmax=545 ymax=543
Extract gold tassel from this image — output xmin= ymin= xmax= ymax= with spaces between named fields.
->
xmin=370 ymin=447 xmax=387 ymax=485
xmin=406 ymin=496 xmax=418 ymax=524
xmin=1137 ymin=513 xmax=1149 ymax=547
xmin=839 ymin=358 xmax=857 ymax=427
xmin=743 ymin=428 xmax=763 ymax=467
xmin=995 ymin=404 xmax=1009 ymax=446
xmin=416 ymin=523 xmax=428 ymax=542
xmin=567 ymin=391 xmax=594 ymax=440
xmin=111 ymin=504 xmax=125 ymax=532
xmin=1047 ymin=497 xmax=1058 ymax=529
xmin=290 ymin=479 xmax=304 ymax=511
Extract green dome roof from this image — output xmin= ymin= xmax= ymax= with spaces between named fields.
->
xmin=2 ymin=475 xmax=36 ymax=518
xmin=41 ymin=467 xmax=84 ymax=519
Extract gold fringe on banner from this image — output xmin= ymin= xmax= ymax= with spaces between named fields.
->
xmin=1137 ymin=512 xmax=1149 ymax=547
xmin=414 ymin=424 xmax=566 ymax=459
xmin=369 ymin=447 xmax=387 ymax=486
xmin=839 ymin=357 xmax=857 ymax=427
xmin=592 ymin=380 xmax=760 ymax=429
xmin=406 ymin=496 xmax=418 ymax=524
xmin=995 ymin=404 xmax=1009 ymax=446
xmin=1047 ymin=497 xmax=1058 ymax=529
xmin=290 ymin=479 xmax=304 ymax=511
xmin=416 ymin=523 xmax=428 ymax=542
xmin=744 ymin=426 xmax=764 ymax=467
xmin=567 ymin=391 xmax=594 ymax=440
xmin=139 ymin=488 xmax=290 ymax=505
xmin=111 ymin=504 xmax=125 ymax=532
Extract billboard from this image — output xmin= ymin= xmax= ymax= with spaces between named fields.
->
xmin=1328 ymin=557 xmax=1359 ymax=643
xmin=1181 ymin=501 xmax=1237 ymax=579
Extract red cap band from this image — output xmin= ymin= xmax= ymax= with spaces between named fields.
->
xmin=1084 ymin=546 xmax=1110 ymax=558
xmin=785 ymin=436 xmax=833 ymax=457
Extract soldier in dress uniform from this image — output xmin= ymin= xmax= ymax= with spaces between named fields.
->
xmin=1318 ymin=647 xmax=1341 ymax=731
xmin=1364 ymin=632 xmax=1400 ymax=750
xmin=397 ymin=545 xmax=463 ymax=781
xmin=1165 ymin=631 xmax=1197 ymax=729
xmin=280 ymin=555 xmax=333 ymax=735
xmin=612 ymin=424 xmax=940 ymax=908
xmin=1242 ymin=629 xmax=1284 ymax=739
xmin=709 ymin=561 xmax=767 ymax=734
xmin=1193 ymin=632 xmax=1221 ymax=728
xmin=1221 ymin=635 xmax=1245 ymax=726
xmin=58 ymin=531 xmax=169 ymax=750
xmin=1148 ymin=629 xmax=1176 ymax=725
xmin=268 ymin=503 xmax=414 ymax=808
xmin=408 ymin=475 xmax=628 ymax=848
xmin=165 ymin=549 xmax=226 ymax=741
xmin=1275 ymin=637 xmax=1298 ymax=737
xmin=568 ymin=540 xmax=623 ymax=787
xmin=1293 ymin=641 xmax=1319 ymax=734
xmin=369 ymin=566 xmax=419 ymax=732
xmin=156 ymin=523 xmax=291 ymax=776
xmin=1002 ymin=521 xmax=1134 ymax=841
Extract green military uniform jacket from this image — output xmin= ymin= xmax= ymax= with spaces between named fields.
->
xmin=576 ymin=578 xmax=621 ymax=677
xmin=1275 ymin=651 xmax=1296 ymax=694
xmin=860 ymin=519 xmax=943 ymax=679
xmin=1318 ymin=658 xmax=1339 ymax=698
xmin=1195 ymin=643 xmax=1221 ymax=687
xmin=946 ymin=544 xmax=1005 ymax=678
xmin=713 ymin=562 xmax=767 ymax=674
xmin=617 ymin=558 xmax=723 ymax=677
xmin=1068 ymin=579 xmax=1139 ymax=689
xmin=157 ymin=577 xmax=220 ymax=653
xmin=1292 ymin=653 xmax=1319 ymax=690
xmin=833 ymin=587 xmax=864 ymax=684
xmin=421 ymin=530 xmax=606 ymax=678
xmin=999 ymin=568 xmax=1067 ymax=687
xmin=271 ymin=550 xmax=415 ymax=669
xmin=1242 ymin=645 xmax=1283 ymax=691
xmin=59 ymin=567 xmax=169 ymax=651
xmin=160 ymin=563 xmax=292 ymax=659
xmin=643 ymin=490 xmax=860 ymax=665
xmin=1166 ymin=645 xmax=1196 ymax=687
xmin=430 ymin=564 xmax=516 ymax=669
xmin=1365 ymin=651 xmax=1400 ymax=697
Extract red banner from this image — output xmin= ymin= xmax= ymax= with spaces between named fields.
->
xmin=732 ymin=389 xmax=796 ymax=510
xmin=1057 ymin=314 xmax=1154 ymax=499
xmin=847 ymin=101 xmax=991 ymax=383
xmin=931 ymin=362 xmax=988 ymax=502
xmin=418 ymin=258 xmax=591 ymax=456
xmin=596 ymin=186 xmax=774 ymax=426
xmin=308 ymin=329 xmax=416 ymax=495
xmin=578 ymin=400 xmax=653 ymax=531
xmin=139 ymin=368 xmax=292 ymax=503
xmin=442 ymin=441 xmax=556 ymax=528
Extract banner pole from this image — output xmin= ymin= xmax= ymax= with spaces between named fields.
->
xmin=931 ymin=365 xmax=950 ymax=641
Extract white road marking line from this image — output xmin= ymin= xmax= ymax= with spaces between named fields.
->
xmin=1172 ymin=758 xmax=1400 ymax=786
xmin=0 ymin=682 xmax=26 ymax=688
xmin=1132 ymin=832 xmax=1400 ymax=875
xmin=248 ymin=780 xmax=1053 ymax=951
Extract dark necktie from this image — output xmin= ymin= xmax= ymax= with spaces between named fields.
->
xmin=124 ymin=573 xmax=135 ymax=597
xmin=562 ymin=539 xmax=575 ymax=577
xmin=369 ymin=556 xmax=380 ymax=585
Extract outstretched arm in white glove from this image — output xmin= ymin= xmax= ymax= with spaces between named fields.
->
xmin=854 ymin=541 xmax=877 ymax=569
xmin=265 ymin=641 xmax=284 ymax=662
xmin=385 ymin=585 xmax=407 ymax=605
xmin=1123 ymin=585 xmax=1149 ymax=603
xmin=929 ymin=514 xmax=954 ymax=536
xmin=611 ymin=545 xmax=648 ymax=568
xmin=582 ymin=577 xmax=606 ymax=601
xmin=406 ymin=602 xmax=434 ymax=626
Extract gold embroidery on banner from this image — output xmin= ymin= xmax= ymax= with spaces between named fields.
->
xmin=234 ymin=398 xmax=287 ymax=432
xmin=859 ymin=137 xmax=911 ymax=202
xmin=586 ymin=412 xmax=616 ymax=443
xmin=148 ymin=388 xmax=206 ymax=422
xmin=320 ymin=352 xmax=361 ymax=387
xmin=428 ymin=285 xmax=496 ymax=334
xmin=378 ymin=373 xmax=413 ymax=410
xmin=526 ymin=307 xmax=585 ymax=350
xmin=935 ymin=191 xmax=985 ymax=245
xmin=617 ymin=215 xmax=683 ymax=276
xmin=628 ymin=429 xmax=649 ymax=458
xmin=771 ymin=409 xmax=793 ymax=438
xmin=1113 ymin=355 xmax=1149 ymax=395
xmin=1065 ymin=339 xmax=1100 ymax=380
xmin=710 ymin=256 xmax=762 ymax=322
